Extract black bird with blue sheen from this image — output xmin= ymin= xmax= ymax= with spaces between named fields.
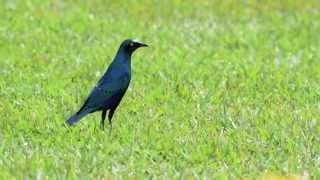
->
xmin=67 ymin=39 xmax=148 ymax=130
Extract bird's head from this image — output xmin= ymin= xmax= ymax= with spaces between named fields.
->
xmin=120 ymin=39 xmax=148 ymax=54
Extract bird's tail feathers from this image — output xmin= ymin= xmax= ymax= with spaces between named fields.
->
xmin=66 ymin=109 xmax=90 ymax=126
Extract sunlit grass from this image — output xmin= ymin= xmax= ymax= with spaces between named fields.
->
xmin=0 ymin=0 xmax=319 ymax=178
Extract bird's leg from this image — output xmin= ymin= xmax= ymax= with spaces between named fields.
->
xmin=101 ymin=109 xmax=107 ymax=130
xmin=108 ymin=109 xmax=115 ymax=132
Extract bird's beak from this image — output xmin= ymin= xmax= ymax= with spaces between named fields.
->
xmin=137 ymin=42 xmax=148 ymax=47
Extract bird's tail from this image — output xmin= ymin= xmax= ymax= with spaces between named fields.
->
xmin=66 ymin=109 xmax=90 ymax=126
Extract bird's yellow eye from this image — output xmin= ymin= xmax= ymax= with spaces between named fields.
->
xmin=129 ymin=42 xmax=134 ymax=47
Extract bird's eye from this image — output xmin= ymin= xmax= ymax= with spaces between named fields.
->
xmin=129 ymin=42 xmax=134 ymax=47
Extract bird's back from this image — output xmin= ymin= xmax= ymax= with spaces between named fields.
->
xmin=82 ymin=60 xmax=131 ymax=111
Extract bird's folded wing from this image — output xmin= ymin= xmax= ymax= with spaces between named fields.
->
xmin=83 ymin=75 xmax=130 ymax=110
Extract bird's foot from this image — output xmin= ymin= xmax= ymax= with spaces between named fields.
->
xmin=100 ymin=123 xmax=105 ymax=131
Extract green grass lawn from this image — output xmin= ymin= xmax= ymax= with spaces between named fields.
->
xmin=1 ymin=0 xmax=320 ymax=178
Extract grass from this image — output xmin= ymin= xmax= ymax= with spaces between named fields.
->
xmin=0 ymin=0 xmax=320 ymax=178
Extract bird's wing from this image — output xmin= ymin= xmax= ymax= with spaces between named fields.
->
xmin=80 ymin=73 xmax=130 ymax=112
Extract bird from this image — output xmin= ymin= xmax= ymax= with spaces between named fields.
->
xmin=66 ymin=39 xmax=148 ymax=130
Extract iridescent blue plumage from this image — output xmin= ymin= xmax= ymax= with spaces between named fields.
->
xmin=67 ymin=39 xmax=147 ymax=130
